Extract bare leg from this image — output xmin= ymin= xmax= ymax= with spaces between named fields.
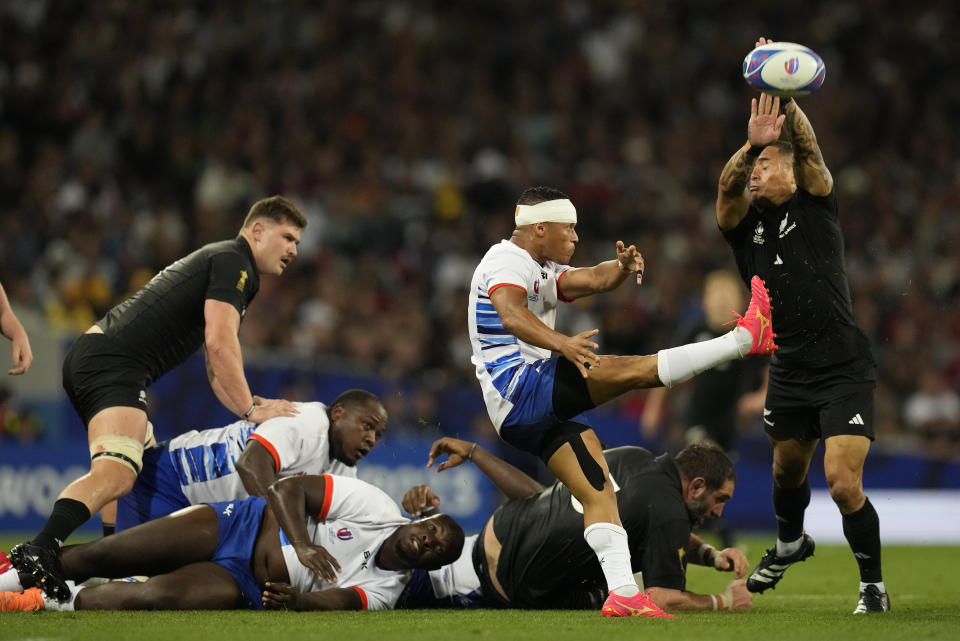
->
xmin=585 ymin=354 xmax=661 ymax=406
xmin=101 ymin=500 xmax=117 ymax=533
xmin=75 ymin=562 xmax=244 ymax=610
xmin=60 ymin=505 xmax=219 ymax=581
xmin=61 ymin=406 xmax=149 ymax=515
xmin=771 ymin=437 xmax=818 ymax=489
xmin=546 ymin=429 xmax=619 ymax=527
xmin=823 ymin=435 xmax=870 ymax=514
xmin=547 ymin=429 xmax=641 ymax=598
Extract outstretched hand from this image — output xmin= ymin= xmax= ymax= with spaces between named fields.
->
xmin=426 ymin=436 xmax=476 ymax=472
xmin=615 ymin=241 xmax=644 ymax=286
xmin=559 ymin=329 xmax=600 ymax=379
xmin=748 ymin=92 xmax=785 ymax=148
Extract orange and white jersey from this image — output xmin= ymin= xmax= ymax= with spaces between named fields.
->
xmin=280 ymin=475 xmax=412 ymax=610
xmin=166 ymin=402 xmax=355 ymax=505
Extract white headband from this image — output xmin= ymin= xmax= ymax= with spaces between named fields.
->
xmin=514 ymin=199 xmax=577 ymax=226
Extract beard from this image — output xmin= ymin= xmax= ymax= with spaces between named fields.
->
xmin=686 ymin=497 xmax=712 ymax=527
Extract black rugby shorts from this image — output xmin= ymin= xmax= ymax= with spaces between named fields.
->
xmin=62 ymin=333 xmax=150 ymax=426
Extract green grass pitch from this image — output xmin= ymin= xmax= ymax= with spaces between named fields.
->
xmin=1 ymin=534 xmax=958 ymax=641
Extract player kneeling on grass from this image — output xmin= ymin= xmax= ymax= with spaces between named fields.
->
xmin=0 ymin=475 xmax=463 ymax=612
xmin=396 ymin=437 xmax=752 ymax=613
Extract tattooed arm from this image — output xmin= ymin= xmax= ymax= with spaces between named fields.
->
xmin=716 ymin=93 xmax=785 ymax=230
xmin=781 ymin=101 xmax=833 ymax=196
xmin=715 ymin=144 xmax=755 ymax=230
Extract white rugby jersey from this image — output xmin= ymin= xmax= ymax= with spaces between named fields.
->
xmin=280 ymin=475 xmax=412 ymax=610
xmin=427 ymin=534 xmax=481 ymax=600
xmin=165 ymin=402 xmax=355 ymax=504
xmin=468 ymin=240 xmax=572 ymax=428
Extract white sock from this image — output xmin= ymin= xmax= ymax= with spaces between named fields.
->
xmin=584 ymin=523 xmax=638 ymax=596
xmin=41 ymin=580 xmax=82 ymax=611
xmin=0 ymin=568 xmax=23 ymax=592
xmin=776 ymin=536 xmax=803 ymax=556
xmin=860 ymin=581 xmax=886 ymax=594
xmin=656 ymin=329 xmax=750 ymax=388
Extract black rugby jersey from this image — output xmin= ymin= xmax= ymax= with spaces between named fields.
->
xmin=489 ymin=447 xmax=692 ymax=608
xmin=722 ymin=188 xmax=874 ymax=369
xmin=96 ymin=236 xmax=260 ymax=384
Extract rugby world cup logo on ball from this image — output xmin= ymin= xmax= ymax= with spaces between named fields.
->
xmin=743 ymin=42 xmax=825 ymax=97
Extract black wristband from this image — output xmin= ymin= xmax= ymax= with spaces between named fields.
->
xmin=746 ymin=145 xmax=765 ymax=158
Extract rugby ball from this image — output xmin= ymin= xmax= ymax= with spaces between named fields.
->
xmin=742 ymin=42 xmax=825 ymax=97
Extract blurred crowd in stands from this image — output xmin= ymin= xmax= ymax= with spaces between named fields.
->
xmin=0 ymin=0 xmax=957 ymax=458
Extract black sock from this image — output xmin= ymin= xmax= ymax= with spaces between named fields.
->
xmin=102 ymin=523 xmax=115 ymax=537
xmin=773 ymin=478 xmax=810 ymax=543
xmin=842 ymin=497 xmax=883 ymax=583
xmin=32 ymin=498 xmax=91 ymax=549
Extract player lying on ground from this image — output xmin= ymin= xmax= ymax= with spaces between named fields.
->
xmin=395 ymin=437 xmax=752 ymax=613
xmin=115 ymin=389 xmax=387 ymax=531
xmin=0 ymin=475 xmax=463 ymax=611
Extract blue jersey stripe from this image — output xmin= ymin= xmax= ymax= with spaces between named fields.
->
xmin=491 ymin=364 xmax=523 ymax=396
xmin=477 ymin=326 xmax=513 ymax=336
xmin=489 ymin=358 xmax=525 ymax=378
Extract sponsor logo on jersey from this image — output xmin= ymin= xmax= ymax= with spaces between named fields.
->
xmin=778 ymin=212 xmax=796 ymax=239
xmin=753 ymin=221 xmax=765 ymax=245
xmin=336 ymin=527 xmax=353 ymax=541
xmin=236 ymin=270 xmax=248 ymax=292
xmin=360 ymin=550 xmax=371 ymax=570
xmin=223 ymin=503 xmax=234 ymax=516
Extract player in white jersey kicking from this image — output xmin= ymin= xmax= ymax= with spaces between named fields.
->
xmin=113 ymin=388 xmax=386 ymax=531
xmin=467 ymin=186 xmax=776 ymax=618
xmin=0 ymin=474 xmax=464 ymax=612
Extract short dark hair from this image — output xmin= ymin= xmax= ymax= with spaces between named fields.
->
xmin=769 ymin=140 xmax=795 ymax=163
xmin=516 ymin=186 xmax=569 ymax=206
xmin=330 ymin=389 xmax=383 ymax=413
xmin=675 ymin=441 xmax=737 ymax=491
xmin=242 ymin=195 xmax=307 ymax=230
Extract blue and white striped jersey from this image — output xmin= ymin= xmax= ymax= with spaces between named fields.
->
xmin=468 ymin=240 xmax=571 ymax=429
xmin=165 ymin=401 xmax=355 ymax=505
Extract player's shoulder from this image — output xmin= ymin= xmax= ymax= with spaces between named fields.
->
xmin=330 ymin=475 xmax=403 ymax=515
xmin=485 ymin=240 xmax=529 ymax=261
xmin=795 ymin=185 xmax=836 ymax=205
xmin=201 ymin=237 xmax=255 ymax=265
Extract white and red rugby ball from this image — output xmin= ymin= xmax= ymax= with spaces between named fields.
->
xmin=742 ymin=42 xmax=825 ymax=97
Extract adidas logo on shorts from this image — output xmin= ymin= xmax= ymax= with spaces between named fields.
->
xmin=848 ymin=413 xmax=864 ymax=425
